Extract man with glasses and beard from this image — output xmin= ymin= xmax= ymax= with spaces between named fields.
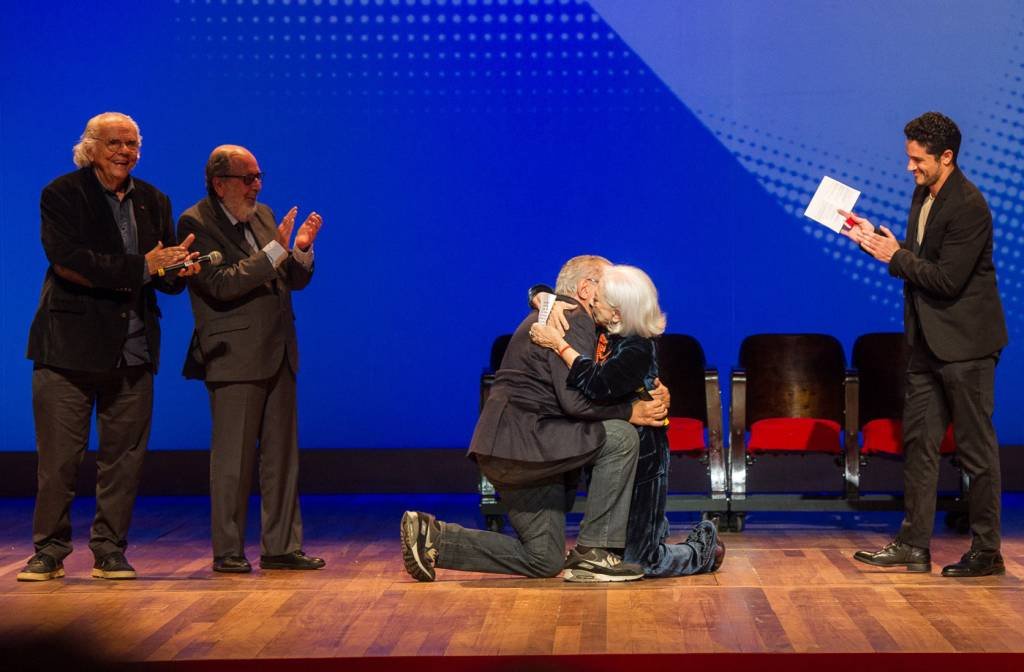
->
xmin=178 ymin=145 xmax=325 ymax=574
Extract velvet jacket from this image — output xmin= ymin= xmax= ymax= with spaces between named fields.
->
xmin=26 ymin=167 xmax=184 ymax=373
xmin=566 ymin=333 xmax=666 ymax=485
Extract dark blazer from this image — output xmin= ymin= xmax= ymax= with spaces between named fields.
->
xmin=889 ymin=168 xmax=1007 ymax=362
xmin=468 ymin=300 xmax=632 ymax=464
xmin=26 ymin=167 xmax=183 ymax=373
xmin=177 ymin=197 xmax=313 ymax=382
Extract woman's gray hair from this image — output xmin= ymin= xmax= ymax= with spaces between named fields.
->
xmin=601 ymin=265 xmax=667 ymax=338
xmin=72 ymin=112 xmax=141 ymax=168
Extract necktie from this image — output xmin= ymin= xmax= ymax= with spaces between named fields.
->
xmin=238 ymin=221 xmax=259 ymax=253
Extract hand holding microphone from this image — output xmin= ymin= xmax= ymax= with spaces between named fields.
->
xmin=156 ymin=250 xmax=223 ymax=277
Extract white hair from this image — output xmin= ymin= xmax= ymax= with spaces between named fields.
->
xmin=554 ymin=255 xmax=611 ymax=297
xmin=72 ymin=112 xmax=142 ymax=168
xmin=600 ymin=265 xmax=666 ymax=338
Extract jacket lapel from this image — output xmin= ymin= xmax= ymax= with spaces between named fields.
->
xmin=133 ymin=189 xmax=157 ymax=254
xmin=82 ymin=168 xmax=127 ymax=252
xmin=249 ymin=206 xmax=277 ymax=250
xmin=918 ymin=169 xmax=961 ymax=253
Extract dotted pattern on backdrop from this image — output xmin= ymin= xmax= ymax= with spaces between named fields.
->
xmin=173 ymin=0 xmax=673 ymax=114
xmin=175 ymin=0 xmax=1024 ymax=331
xmin=691 ymin=11 xmax=1024 ymax=330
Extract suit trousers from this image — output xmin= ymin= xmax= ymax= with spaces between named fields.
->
xmin=31 ymin=364 xmax=153 ymax=560
xmin=437 ymin=419 xmax=639 ymax=578
xmin=897 ymin=340 xmax=1001 ymax=551
xmin=207 ymin=357 xmax=303 ymax=558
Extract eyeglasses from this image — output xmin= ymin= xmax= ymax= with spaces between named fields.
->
xmin=101 ymin=138 xmax=140 ymax=152
xmin=218 ymin=173 xmax=264 ymax=185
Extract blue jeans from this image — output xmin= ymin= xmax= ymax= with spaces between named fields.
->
xmin=437 ymin=419 xmax=639 ymax=578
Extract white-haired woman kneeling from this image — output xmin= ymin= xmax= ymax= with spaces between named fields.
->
xmin=531 ymin=264 xmax=724 ymax=577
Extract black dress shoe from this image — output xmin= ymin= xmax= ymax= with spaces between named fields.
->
xmin=260 ymin=550 xmax=325 ymax=570
xmin=213 ymin=555 xmax=252 ymax=573
xmin=941 ymin=549 xmax=1006 ymax=577
xmin=853 ymin=540 xmax=931 ymax=572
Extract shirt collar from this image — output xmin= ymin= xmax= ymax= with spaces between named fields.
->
xmin=97 ymin=173 xmax=135 ymax=198
xmin=218 ymin=200 xmax=241 ymax=226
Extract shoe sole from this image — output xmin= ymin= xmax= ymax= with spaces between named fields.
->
xmin=711 ymin=539 xmax=726 ymax=573
xmin=91 ymin=569 xmax=137 ymax=580
xmin=853 ymin=554 xmax=931 ymax=573
xmin=16 ymin=568 xmax=65 ymax=582
xmin=562 ymin=569 xmax=644 ymax=583
xmin=259 ymin=563 xmax=324 ymax=570
xmin=400 ymin=511 xmax=435 ymax=582
xmin=941 ymin=566 xmax=1007 ymax=577
xmin=213 ymin=566 xmax=252 ymax=574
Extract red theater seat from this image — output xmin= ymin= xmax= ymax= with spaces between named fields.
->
xmin=747 ymin=418 xmax=843 ymax=454
xmin=655 ymin=334 xmax=727 ymax=502
xmin=861 ymin=419 xmax=956 ymax=456
xmin=666 ymin=417 xmax=706 ymax=454
xmin=729 ymin=334 xmax=858 ymax=503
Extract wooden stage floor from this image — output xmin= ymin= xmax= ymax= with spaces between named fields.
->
xmin=1 ymin=494 xmax=1023 ymax=664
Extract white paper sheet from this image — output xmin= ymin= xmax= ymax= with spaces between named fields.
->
xmin=537 ymin=293 xmax=556 ymax=326
xmin=805 ymin=176 xmax=861 ymax=232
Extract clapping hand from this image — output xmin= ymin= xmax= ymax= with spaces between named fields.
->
xmin=294 ymin=211 xmax=323 ymax=252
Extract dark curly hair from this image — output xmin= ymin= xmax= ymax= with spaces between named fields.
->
xmin=904 ymin=111 xmax=961 ymax=165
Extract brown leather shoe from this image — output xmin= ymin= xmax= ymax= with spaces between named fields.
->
xmin=711 ymin=538 xmax=726 ymax=572
xmin=853 ymin=540 xmax=931 ymax=572
xmin=941 ymin=549 xmax=1005 ymax=577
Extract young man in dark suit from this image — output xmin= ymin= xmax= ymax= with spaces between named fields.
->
xmin=843 ymin=112 xmax=1008 ymax=577
xmin=19 ymin=112 xmax=199 ymax=582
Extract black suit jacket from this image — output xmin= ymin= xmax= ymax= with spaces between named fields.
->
xmin=888 ymin=168 xmax=1007 ymax=362
xmin=177 ymin=197 xmax=313 ymax=382
xmin=468 ymin=300 xmax=632 ymax=465
xmin=26 ymin=167 xmax=183 ymax=373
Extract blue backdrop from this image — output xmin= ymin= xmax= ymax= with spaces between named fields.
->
xmin=2 ymin=0 xmax=1022 ymax=451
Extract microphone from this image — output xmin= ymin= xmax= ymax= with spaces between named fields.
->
xmin=156 ymin=250 xmax=223 ymax=277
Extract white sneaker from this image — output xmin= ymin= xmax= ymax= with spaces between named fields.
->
xmin=562 ymin=547 xmax=644 ymax=583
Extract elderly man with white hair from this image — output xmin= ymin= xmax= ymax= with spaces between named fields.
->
xmin=19 ymin=112 xmax=198 ymax=582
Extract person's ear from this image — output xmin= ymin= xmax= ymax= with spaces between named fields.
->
xmin=941 ymin=149 xmax=953 ymax=166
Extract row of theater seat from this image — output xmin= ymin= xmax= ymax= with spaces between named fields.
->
xmin=478 ymin=332 xmax=968 ymax=532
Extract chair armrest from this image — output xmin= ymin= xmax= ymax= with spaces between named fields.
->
xmin=704 ymin=367 xmax=727 ymax=500
xmin=843 ymin=369 xmax=860 ymax=499
xmin=730 ymin=368 xmax=748 ymax=499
